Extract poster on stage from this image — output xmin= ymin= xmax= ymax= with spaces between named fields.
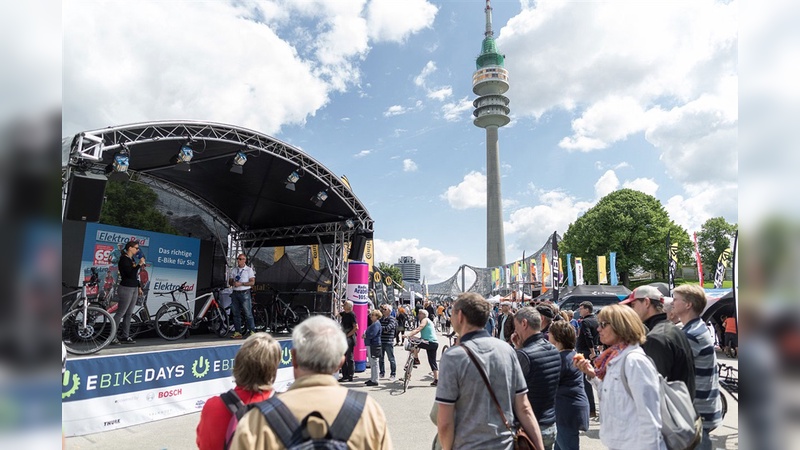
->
xmin=77 ymin=223 xmax=201 ymax=313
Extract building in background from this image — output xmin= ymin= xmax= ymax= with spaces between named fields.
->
xmin=472 ymin=0 xmax=511 ymax=268
xmin=394 ymin=256 xmax=421 ymax=283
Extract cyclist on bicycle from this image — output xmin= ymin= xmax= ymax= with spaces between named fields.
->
xmin=228 ymin=254 xmax=256 ymax=339
xmin=404 ymin=309 xmax=439 ymax=386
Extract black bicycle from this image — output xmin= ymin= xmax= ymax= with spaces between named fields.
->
xmin=402 ymin=338 xmax=423 ymax=393
xmin=267 ymin=293 xmax=310 ymax=333
xmin=440 ymin=331 xmax=458 ymax=355
xmin=717 ymin=362 xmax=738 ymax=418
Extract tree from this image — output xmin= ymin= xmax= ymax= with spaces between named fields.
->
xmin=696 ymin=217 xmax=737 ymax=280
xmin=560 ymin=189 xmax=691 ymax=287
xmin=99 ymin=180 xmax=179 ymax=235
xmin=377 ymin=262 xmax=404 ymax=289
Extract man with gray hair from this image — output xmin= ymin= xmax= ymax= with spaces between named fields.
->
xmin=231 ymin=316 xmax=393 ymax=449
xmin=511 ymin=307 xmax=560 ymax=450
xmin=621 ymin=285 xmax=696 ymax=399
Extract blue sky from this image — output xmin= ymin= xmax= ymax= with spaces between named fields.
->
xmin=63 ymin=0 xmax=738 ymax=282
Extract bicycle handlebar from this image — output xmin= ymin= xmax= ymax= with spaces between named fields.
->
xmin=154 ymin=282 xmax=188 ymax=296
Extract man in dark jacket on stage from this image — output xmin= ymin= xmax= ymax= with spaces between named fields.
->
xmin=622 ymin=285 xmax=696 ymax=398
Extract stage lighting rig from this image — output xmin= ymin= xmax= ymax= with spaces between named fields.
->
xmin=173 ymin=142 xmax=194 ymax=172
xmin=105 ymin=144 xmax=130 ymax=181
xmin=312 ymin=190 xmax=328 ymax=207
xmin=229 ymin=151 xmax=247 ymax=174
xmin=285 ymin=170 xmax=301 ymax=191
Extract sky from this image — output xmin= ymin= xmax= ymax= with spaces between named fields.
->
xmin=63 ymin=0 xmax=738 ymax=283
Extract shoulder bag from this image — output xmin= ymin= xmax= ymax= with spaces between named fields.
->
xmin=460 ymin=344 xmax=539 ymax=450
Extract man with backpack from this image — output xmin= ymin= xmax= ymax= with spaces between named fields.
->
xmin=230 ymin=316 xmax=393 ymax=449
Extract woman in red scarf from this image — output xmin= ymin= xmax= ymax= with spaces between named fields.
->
xmin=574 ymin=304 xmax=665 ymax=450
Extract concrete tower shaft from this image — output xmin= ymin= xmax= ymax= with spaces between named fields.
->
xmin=473 ymin=0 xmax=509 ymax=268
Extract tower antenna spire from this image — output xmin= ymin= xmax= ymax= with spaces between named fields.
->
xmin=485 ymin=0 xmax=493 ymax=38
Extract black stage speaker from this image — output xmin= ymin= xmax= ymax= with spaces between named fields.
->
xmin=348 ymin=234 xmax=368 ymax=261
xmin=65 ymin=173 xmax=108 ymax=222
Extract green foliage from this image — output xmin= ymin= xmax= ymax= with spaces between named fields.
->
xmin=560 ymin=189 xmax=691 ymax=287
xmin=696 ymin=217 xmax=737 ymax=279
xmin=377 ymin=262 xmax=404 ymax=289
xmin=99 ymin=180 xmax=179 ymax=235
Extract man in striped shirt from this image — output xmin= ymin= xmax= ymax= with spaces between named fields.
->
xmin=672 ymin=284 xmax=723 ymax=450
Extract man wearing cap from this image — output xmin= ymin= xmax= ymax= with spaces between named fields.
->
xmin=496 ymin=301 xmax=515 ymax=344
xmin=535 ymin=304 xmax=557 ymax=341
xmin=623 ymin=285 xmax=696 ymax=398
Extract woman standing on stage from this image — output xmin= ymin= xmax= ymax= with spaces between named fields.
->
xmin=114 ymin=240 xmax=145 ymax=344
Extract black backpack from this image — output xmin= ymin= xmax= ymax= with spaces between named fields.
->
xmin=256 ymin=389 xmax=367 ymax=449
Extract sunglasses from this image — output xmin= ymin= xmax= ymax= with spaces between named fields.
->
xmin=598 ymin=321 xmax=611 ymax=329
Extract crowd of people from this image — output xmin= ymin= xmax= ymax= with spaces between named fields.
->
xmin=194 ymin=285 xmax=727 ymax=450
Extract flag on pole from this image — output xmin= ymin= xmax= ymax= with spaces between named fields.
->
xmin=310 ymin=245 xmax=320 ymax=270
xmin=541 ymin=253 xmax=550 ymax=293
xmin=530 ymin=259 xmax=538 ymax=283
xmin=732 ymin=230 xmax=738 ymax=320
xmin=551 ymin=231 xmax=560 ymax=304
xmin=713 ymin=245 xmax=732 ymax=289
xmin=491 ymin=268 xmax=498 ymax=289
xmin=575 ymin=257 xmax=584 ymax=285
xmin=693 ymin=232 xmax=704 ymax=285
xmin=567 ymin=254 xmax=574 ymax=287
xmin=505 ymin=267 xmax=511 ymax=288
xmin=667 ymin=231 xmax=678 ymax=295
xmin=609 ymin=252 xmax=619 ymax=286
xmin=597 ymin=255 xmax=608 ymax=284
xmin=364 ymin=240 xmax=374 ymax=272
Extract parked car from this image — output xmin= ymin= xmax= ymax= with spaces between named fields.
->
xmin=554 ymin=285 xmax=631 ymax=313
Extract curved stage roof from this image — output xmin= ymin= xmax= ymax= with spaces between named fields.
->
xmin=62 ymin=121 xmax=373 ymax=247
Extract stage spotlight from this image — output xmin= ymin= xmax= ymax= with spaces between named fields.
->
xmin=105 ymin=147 xmax=130 ymax=181
xmin=345 ymin=218 xmax=355 ymax=229
xmin=312 ymin=190 xmax=328 ymax=207
xmin=285 ymin=170 xmax=301 ymax=191
xmin=230 ymin=151 xmax=247 ymax=174
xmin=174 ymin=144 xmax=193 ymax=171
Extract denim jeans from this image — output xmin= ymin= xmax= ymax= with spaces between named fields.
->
xmin=697 ymin=429 xmax=712 ymax=450
xmin=230 ymin=289 xmax=255 ymax=333
xmin=540 ymin=423 xmax=556 ymax=450
xmin=554 ymin=424 xmax=579 ymax=450
xmin=370 ymin=346 xmax=381 ymax=382
xmin=379 ymin=342 xmax=396 ymax=377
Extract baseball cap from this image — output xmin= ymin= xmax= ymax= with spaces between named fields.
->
xmin=620 ymin=285 xmax=663 ymax=305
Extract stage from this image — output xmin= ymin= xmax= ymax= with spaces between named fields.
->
xmin=62 ymin=333 xmax=295 ymax=437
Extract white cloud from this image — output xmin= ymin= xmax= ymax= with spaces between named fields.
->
xmin=622 ymin=178 xmax=659 ymax=197
xmin=441 ymin=97 xmax=473 ymax=122
xmin=595 ymin=161 xmax=630 ymax=171
xmin=63 ymin=0 xmax=439 ymax=135
xmin=505 ymin=189 xmax=594 ymax=255
xmin=403 ymin=159 xmax=418 ymax=172
xmin=366 ymin=0 xmax=438 ymax=43
xmin=594 ymin=170 xmax=619 ymax=199
xmin=428 ymin=86 xmax=453 ymax=101
xmin=373 ymin=238 xmax=460 ymax=281
xmin=665 ymin=182 xmax=737 ymax=233
xmin=559 ymin=96 xmax=651 ymax=151
xmin=354 ymin=150 xmax=372 ymax=158
xmin=384 ymin=105 xmax=407 ymax=117
xmin=441 ymin=171 xmax=486 ymax=209
xmin=415 ymin=61 xmax=437 ymax=87
xmin=341 ymin=117 xmax=351 ymax=122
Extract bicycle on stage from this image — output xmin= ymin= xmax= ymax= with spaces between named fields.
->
xmin=62 ymin=268 xmax=117 ymax=355
xmin=152 ymin=283 xmax=230 ymax=340
xmin=265 ymin=291 xmax=310 ymax=333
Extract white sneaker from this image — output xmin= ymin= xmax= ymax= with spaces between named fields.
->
xmin=389 ymin=375 xmax=396 ymax=382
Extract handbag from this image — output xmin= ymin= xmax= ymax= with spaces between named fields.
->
xmin=460 ymin=344 xmax=539 ymax=450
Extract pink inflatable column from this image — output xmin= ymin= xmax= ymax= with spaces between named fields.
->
xmin=347 ymin=261 xmax=370 ymax=372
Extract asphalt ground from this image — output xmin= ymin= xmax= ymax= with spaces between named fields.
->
xmin=65 ymin=329 xmax=739 ymax=449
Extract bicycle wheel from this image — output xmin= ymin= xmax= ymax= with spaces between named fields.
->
xmin=155 ymin=302 xmax=190 ymax=340
xmin=287 ymin=305 xmax=310 ymax=331
xmin=127 ymin=312 xmax=144 ymax=338
xmin=403 ymin=355 xmax=414 ymax=393
xmin=62 ymin=306 xmax=117 ymax=355
xmin=252 ymin=305 xmax=269 ymax=332
xmin=720 ymin=391 xmax=728 ymax=419
xmin=209 ymin=307 xmax=230 ymax=337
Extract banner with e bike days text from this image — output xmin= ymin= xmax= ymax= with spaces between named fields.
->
xmin=77 ymin=222 xmax=201 ymax=312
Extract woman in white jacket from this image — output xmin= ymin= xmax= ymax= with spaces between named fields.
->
xmin=574 ymin=304 xmax=666 ymax=450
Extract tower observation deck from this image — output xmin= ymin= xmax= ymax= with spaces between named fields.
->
xmin=473 ymin=0 xmax=509 ymax=268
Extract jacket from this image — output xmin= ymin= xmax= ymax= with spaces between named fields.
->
xmin=641 ymin=313 xmax=696 ymax=399
xmin=515 ymin=333 xmax=561 ymax=426
xmin=590 ymin=345 xmax=666 ymax=450
xmin=497 ymin=313 xmax=515 ymax=343
xmin=576 ymin=314 xmax=599 ymax=356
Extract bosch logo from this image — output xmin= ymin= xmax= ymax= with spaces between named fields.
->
xmin=158 ymin=388 xmax=182 ymax=398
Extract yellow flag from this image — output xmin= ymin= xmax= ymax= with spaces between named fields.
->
xmin=541 ymin=253 xmax=550 ymax=293
xmin=597 ymin=255 xmax=608 ymax=284
xmin=310 ymin=245 xmax=320 ymax=270
xmin=274 ymin=246 xmax=285 ymax=262
xmin=364 ymin=240 xmax=374 ymax=271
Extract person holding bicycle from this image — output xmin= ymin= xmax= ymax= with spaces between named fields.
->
xmin=113 ymin=240 xmax=145 ymax=345
xmin=228 ymin=253 xmax=256 ymax=339
xmin=405 ymin=309 xmax=439 ymax=386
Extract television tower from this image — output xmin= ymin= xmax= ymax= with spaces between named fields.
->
xmin=473 ymin=0 xmax=510 ymax=268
